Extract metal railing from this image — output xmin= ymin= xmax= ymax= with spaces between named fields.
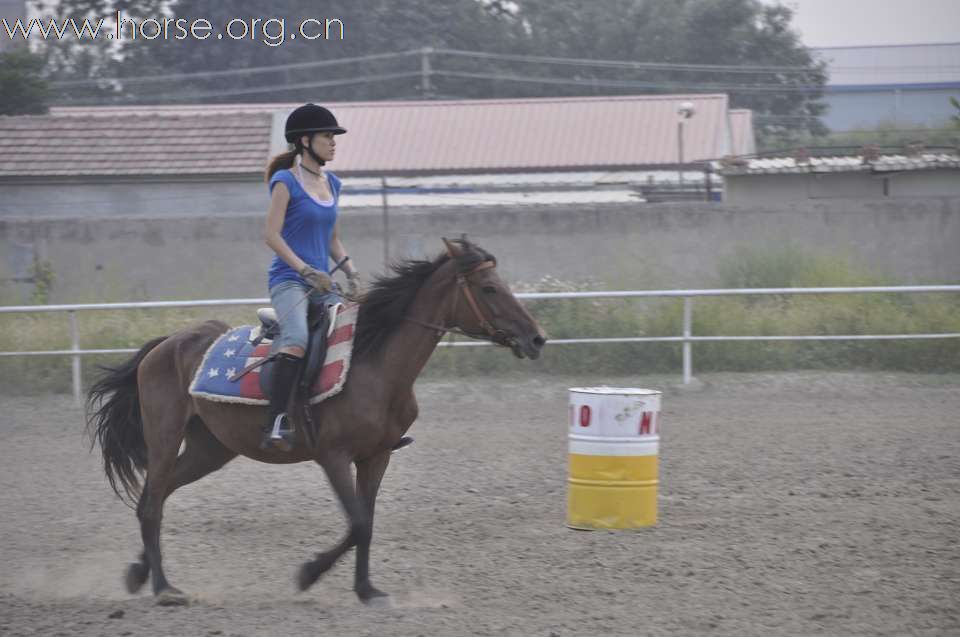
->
xmin=2 ymin=285 xmax=959 ymax=405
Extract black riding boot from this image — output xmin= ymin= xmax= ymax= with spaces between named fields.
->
xmin=260 ymin=352 xmax=303 ymax=452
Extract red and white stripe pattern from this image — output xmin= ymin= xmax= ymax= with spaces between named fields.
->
xmin=308 ymin=302 xmax=357 ymax=404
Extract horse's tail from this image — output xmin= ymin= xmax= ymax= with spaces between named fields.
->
xmin=86 ymin=336 xmax=167 ymax=505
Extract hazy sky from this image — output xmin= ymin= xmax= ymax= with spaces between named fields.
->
xmin=761 ymin=0 xmax=960 ymax=47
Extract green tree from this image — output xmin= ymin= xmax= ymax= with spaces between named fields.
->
xmin=44 ymin=0 xmax=520 ymax=104
xmin=507 ymin=0 xmax=826 ymax=142
xmin=40 ymin=0 xmax=826 ymax=140
xmin=0 ymin=49 xmax=51 ymax=115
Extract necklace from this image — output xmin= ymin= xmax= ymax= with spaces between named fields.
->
xmin=298 ymin=160 xmax=322 ymax=177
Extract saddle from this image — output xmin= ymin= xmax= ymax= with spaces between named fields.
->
xmin=256 ymin=299 xmax=339 ymax=401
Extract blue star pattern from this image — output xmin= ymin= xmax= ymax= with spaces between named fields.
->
xmin=190 ymin=325 xmax=262 ymax=400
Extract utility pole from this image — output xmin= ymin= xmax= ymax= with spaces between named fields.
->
xmin=380 ymin=176 xmax=390 ymax=267
xmin=677 ymin=120 xmax=685 ymax=189
xmin=676 ymin=101 xmax=696 ymax=192
xmin=420 ymin=47 xmax=434 ymax=98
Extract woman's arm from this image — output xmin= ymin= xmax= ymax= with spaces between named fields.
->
xmin=263 ymin=182 xmax=308 ymax=273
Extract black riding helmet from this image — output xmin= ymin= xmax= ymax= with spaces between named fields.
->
xmin=285 ymin=103 xmax=346 ymax=166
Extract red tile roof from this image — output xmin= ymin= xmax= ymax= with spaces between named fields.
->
xmin=0 ymin=112 xmax=272 ymax=177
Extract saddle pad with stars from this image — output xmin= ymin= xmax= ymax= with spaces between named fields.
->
xmin=188 ymin=302 xmax=359 ymax=406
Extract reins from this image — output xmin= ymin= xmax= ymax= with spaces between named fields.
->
xmin=403 ymin=259 xmax=517 ymax=349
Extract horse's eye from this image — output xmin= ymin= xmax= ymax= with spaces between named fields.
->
xmin=482 ymin=286 xmax=497 ymax=294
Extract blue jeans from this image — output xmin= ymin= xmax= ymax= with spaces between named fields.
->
xmin=269 ymin=280 xmax=342 ymax=351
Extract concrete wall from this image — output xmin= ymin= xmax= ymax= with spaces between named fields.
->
xmin=2 ymin=199 xmax=958 ymax=304
xmin=726 ymin=170 xmax=960 ymax=205
xmin=0 ymin=179 xmax=268 ymax=218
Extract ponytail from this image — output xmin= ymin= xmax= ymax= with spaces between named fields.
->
xmin=265 ymin=148 xmax=299 ymax=182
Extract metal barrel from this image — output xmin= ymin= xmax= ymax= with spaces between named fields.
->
xmin=567 ymin=387 xmax=661 ymax=530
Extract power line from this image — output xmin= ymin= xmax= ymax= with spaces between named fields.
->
xmin=51 ymin=46 xmax=828 ymax=91
xmin=436 ymin=47 xmax=823 ymax=75
xmin=59 ymin=71 xmax=423 ymax=105
xmin=48 ymin=47 xmax=834 ymax=106
xmin=50 ymin=49 xmax=422 ymax=88
xmin=432 ymin=70 xmax=825 ymax=94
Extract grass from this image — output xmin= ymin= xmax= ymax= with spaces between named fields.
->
xmin=2 ymin=246 xmax=959 ymax=394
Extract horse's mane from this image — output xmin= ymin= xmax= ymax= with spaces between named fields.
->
xmin=354 ymin=238 xmax=496 ymax=358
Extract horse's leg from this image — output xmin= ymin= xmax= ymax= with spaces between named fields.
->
xmin=297 ymin=456 xmax=361 ymax=592
xmin=298 ymin=451 xmax=391 ymax=603
xmin=125 ymin=489 xmax=152 ymax=594
xmin=125 ymin=418 xmax=237 ymax=596
xmin=165 ymin=417 xmax=238 ymax=498
xmin=136 ymin=388 xmax=192 ymax=605
xmin=352 ymin=450 xmax=392 ymax=603
xmin=297 ymin=532 xmax=354 ymax=592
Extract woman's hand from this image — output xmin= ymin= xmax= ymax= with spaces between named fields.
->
xmin=346 ymin=271 xmax=362 ymax=298
xmin=300 ymin=265 xmax=333 ymax=292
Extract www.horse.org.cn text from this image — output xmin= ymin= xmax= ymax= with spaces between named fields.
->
xmin=2 ymin=13 xmax=346 ymax=47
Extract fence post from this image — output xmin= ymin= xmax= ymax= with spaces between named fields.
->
xmin=69 ymin=310 xmax=82 ymax=406
xmin=682 ymin=297 xmax=693 ymax=384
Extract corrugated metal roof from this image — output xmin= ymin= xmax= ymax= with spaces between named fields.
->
xmin=717 ymin=152 xmax=960 ymax=176
xmin=318 ymin=95 xmax=732 ymax=174
xmin=728 ymin=110 xmax=756 ymax=156
xmin=0 ymin=112 xmax=271 ymax=177
xmin=4 ymin=95 xmax=740 ymax=177
xmin=814 ymin=42 xmax=960 ymax=87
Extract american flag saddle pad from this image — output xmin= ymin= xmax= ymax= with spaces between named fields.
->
xmin=188 ymin=302 xmax=358 ymax=406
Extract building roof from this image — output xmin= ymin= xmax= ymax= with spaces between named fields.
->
xmin=291 ymin=95 xmax=735 ymax=175
xmin=0 ymin=112 xmax=272 ymax=177
xmin=3 ymin=94 xmax=750 ymax=178
xmin=728 ymin=110 xmax=756 ymax=157
xmin=814 ymin=42 xmax=960 ymax=89
xmin=717 ymin=152 xmax=960 ymax=176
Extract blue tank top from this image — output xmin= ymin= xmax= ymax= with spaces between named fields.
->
xmin=267 ymin=167 xmax=342 ymax=290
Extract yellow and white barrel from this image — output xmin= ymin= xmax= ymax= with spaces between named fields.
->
xmin=567 ymin=387 xmax=662 ymax=530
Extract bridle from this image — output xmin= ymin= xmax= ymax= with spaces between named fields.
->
xmin=404 ymin=258 xmax=518 ymax=349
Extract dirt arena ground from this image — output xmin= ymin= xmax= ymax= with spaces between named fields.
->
xmin=0 ymin=372 xmax=958 ymax=636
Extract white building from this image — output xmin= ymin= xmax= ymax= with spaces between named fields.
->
xmin=813 ymin=42 xmax=960 ymax=130
xmin=719 ymin=150 xmax=960 ymax=204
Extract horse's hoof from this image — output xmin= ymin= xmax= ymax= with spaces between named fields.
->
xmin=361 ymin=593 xmax=392 ymax=609
xmin=356 ymin=582 xmax=390 ymax=606
xmin=124 ymin=562 xmax=149 ymax=594
xmin=155 ymin=587 xmax=190 ymax=606
xmin=297 ymin=561 xmax=321 ymax=591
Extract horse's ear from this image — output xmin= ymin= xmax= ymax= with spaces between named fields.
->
xmin=442 ymin=237 xmax=463 ymax=258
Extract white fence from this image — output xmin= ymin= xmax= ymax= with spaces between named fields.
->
xmin=2 ymin=285 xmax=959 ymax=405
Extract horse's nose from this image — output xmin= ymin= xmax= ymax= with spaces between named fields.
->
xmin=532 ymin=334 xmax=547 ymax=349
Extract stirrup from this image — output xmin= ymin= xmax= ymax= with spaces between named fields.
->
xmin=261 ymin=413 xmax=295 ymax=452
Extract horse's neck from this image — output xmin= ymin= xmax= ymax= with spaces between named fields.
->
xmin=377 ymin=273 xmax=453 ymax=391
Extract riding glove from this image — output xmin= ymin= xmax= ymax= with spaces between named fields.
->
xmin=346 ymin=271 xmax=362 ymax=298
xmin=300 ymin=265 xmax=333 ymax=293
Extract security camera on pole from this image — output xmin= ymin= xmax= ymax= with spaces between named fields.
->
xmin=677 ymin=101 xmax=696 ymax=190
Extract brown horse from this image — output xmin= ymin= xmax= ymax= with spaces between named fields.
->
xmin=86 ymin=237 xmax=545 ymax=606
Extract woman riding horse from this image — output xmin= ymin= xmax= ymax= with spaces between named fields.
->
xmin=87 ymin=234 xmax=546 ymax=607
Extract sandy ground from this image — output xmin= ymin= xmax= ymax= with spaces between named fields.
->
xmin=0 ymin=372 xmax=958 ymax=637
